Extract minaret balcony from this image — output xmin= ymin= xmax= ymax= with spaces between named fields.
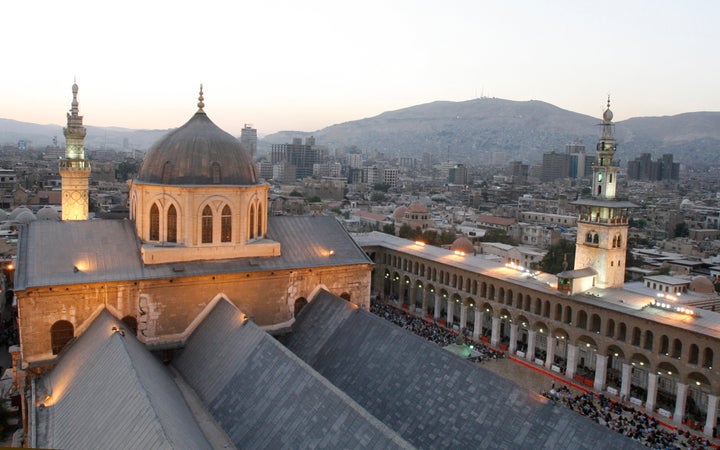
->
xmin=59 ymin=159 xmax=91 ymax=172
xmin=578 ymin=214 xmax=628 ymax=225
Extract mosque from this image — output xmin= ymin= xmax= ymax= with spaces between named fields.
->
xmin=5 ymin=85 xmax=678 ymax=448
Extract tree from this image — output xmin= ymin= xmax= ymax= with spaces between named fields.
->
xmin=482 ymin=228 xmax=516 ymax=245
xmin=398 ymin=223 xmax=416 ymax=239
xmin=381 ymin=223 xmax=396 ymax=235
xmin=673 ymin=221 xmax=689 ymax=238
xmin=538 ymin=239 xmax=576 ymax=274
xmin=370 ymin=192 xmax=386 ymax=202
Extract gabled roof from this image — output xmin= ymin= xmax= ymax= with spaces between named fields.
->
xmin=15 ymin=215 xmax=372 ymax=290
xmin=35 ymin=310 xmax=210 ymax=449
xmin=285 ymin=292 xmax=644 ymax=449
xmin=172 ymin=298 xmax=410 ymax=449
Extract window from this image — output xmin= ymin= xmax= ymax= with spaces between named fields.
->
xmin=211 ymin=162 xmax=221 ymax=184
xmin=51 ymin=320 xmax=74 ymax=355
xmin=221 ymin=205 xmax=232 ymax=242
xmin=249 ymin=204 xmax=255 ymax=239
xmin=257 ymin=204 xmax=263 ymax=237
xmin=149 ymin=204 xmax=160 ymax=241
xmin=202 ymin=205 xmax=213 ymax=243
xmin=167 ymin=205 xmax=177 ymax=243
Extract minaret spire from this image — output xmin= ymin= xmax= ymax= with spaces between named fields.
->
xmin=60 ymin=81 xmax=91 ymax=220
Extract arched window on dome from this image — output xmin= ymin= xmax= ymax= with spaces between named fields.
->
xmin=221 ymin=205 xmax=232 ymax=242
xmin=167 ymin=204 xmax=177 ymax=243
xmin=257 ymin=204 xmax=263 ymax=238
xmin=149 ymin=204 xmax=160 ymax=241
xmin=249 ymin=204 xmax=256 ymax=239
xmin=211 ymin=162 xmax=221 ymax=184
xmin=161 ymin=161 xmax=173 ymax=184
xmin=202 ymin=205 xmax=213 ymax=243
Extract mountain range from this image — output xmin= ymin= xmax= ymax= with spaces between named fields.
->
xmin=3 ymin=98 xmax=719 ymax=166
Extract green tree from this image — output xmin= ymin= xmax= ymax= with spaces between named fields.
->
xmin=373 ymin=183 xmax=391 ymax=192
xmin=398 ymin=223 xmax=416 ymax=239
xmin=381 ymin=223 xmax=396 ymax=235
xmin=482 ymin=228 xmax=516 ymax=245
xmin=438 ymin=230 xmax=457 ymax=245
xmin=370 ymin=192 xmax=386 ymax=202
xmin=673 ymin=221 xmax=689 ymax=238
xmin=539 ymin=239 xmax=576 ymax=274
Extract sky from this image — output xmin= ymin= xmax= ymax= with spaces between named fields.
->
xmin=4 ymin=0 xmax=719 ymax=136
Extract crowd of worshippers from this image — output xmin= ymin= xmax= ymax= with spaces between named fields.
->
xmin=370 ymin=298 xmax=504 ymax=362
xmin=543 ymin=386 xmax=714 ymax=449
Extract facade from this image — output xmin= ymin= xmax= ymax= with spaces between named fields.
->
xmin=271 ymin=136 xmax=320 ymax=179
xmin=15 ymin=88 xmax=372 ymax=368
xmin=59 ymin=83 xmax=91 ymax=220
xmin=628 ymin=153 xmax=680 ymax=181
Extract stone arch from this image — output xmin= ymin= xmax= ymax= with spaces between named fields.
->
xmin=294 ymin=297 xmax=308 ymax=316
xmin=515 ymin=292 xmax=523 ymax=309
xmin=658 ymin=361 xmax=680 ymax=378
xmin=149 ymin=203 xmax=160 ymax=241
xmin=607 ymin=344 xmax=625 ymax=360
xmin=563 ymin=305 xmax=572 ymax=325
xmin=589 ymin=313 xmax=601 ymax=333
xmin=533 ymin=321 xmax=549 ymax=334
xmin=576 ymin=310 xmax=588 ymax=329
xmin=488 ymin=284 xmax=496 ymax=300
xmin=659 ymin=334 xmax=670 ymax=355
xmin=51 ymin=320 xmax=74 ymax=355
xmin=533 ymin=298 xmax=542 ymax=315
xmin=553 ymin=327 xmax=569 ymax=340
xmin=553 ymin=303 xmax=562 ymax=321
xmin=166 ymin=203 xmax=178 ymax=243
xmin=498 ymin=286 xmax=505 ymax=303
xmin=542 ymin=300 xmax=550 ymax=318
xmin=523 ymin=294 xmax=531 ymax=312
xmin=631 ymin=326 xmax=642 ymax=346
xmin=506 ymin=288 xmax=513 ymax=304
xmin=703 ymin=347 xmax=714 ymax=369
xmin=605 ymin=318 xmax=615 ymax=338
xmin=576 ymin=335 xmax=598 ymax=349
xmin=201 ymin=204 xmax=213 ymax=243
xmin=671 ymin=338 xmax=682 ymax=359
xmin=643 ymin=330 xmax=654 ymax=351
xmin=480 ymin=282 xmax=487 ymax=298
xmin=617 ymin=322 xmax=627 ymax=342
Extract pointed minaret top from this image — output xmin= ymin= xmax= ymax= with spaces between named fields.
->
xmin=603 ymin=95 xmax=613 ymax=123
xmin=70 ymin=82 xmax=79 ymax=116
xmin=197 ymin=84 xmax=205 ymax=112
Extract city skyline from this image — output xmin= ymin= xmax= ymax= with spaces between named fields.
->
xmin=4 ymin=0 xmax=719 ymax=136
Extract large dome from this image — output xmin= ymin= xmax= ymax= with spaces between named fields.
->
xmin=136 ymin=111 xmax=257 ymax=185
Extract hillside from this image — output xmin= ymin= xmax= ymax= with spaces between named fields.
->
xmin=264 ymin=99 xmax=720 ymax=166
xmin=3 ymin=98 xmax=719 ymax=166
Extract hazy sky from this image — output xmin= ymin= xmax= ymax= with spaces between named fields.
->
xmin=4 ymin=0 xmax=719 ymax=136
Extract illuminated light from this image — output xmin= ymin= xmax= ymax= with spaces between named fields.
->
xmin=328 ymin=250 xmax=335 ymax=256
xmin=586 ymin=343 xmax=591 ymax=347
xmin=667 ymin=371 xmax=672 ymax=375
xmin=6 ymin=264 xmax=13 ymax=270
xmin=696 ymin=381 xmax=701 ymax=386
xmin=657 ymin=293 xmax=665 ymax=298
xmin=405 ymin=279 xmax=409 ymax=284
xmin=614 ymin=353 xmax=619 ymax=357
xmin=414 ymin=241 xmax=425 ymax=246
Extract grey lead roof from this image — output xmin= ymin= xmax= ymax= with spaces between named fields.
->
xmin=172 ymin=298 xmax=412 ymax=449
xmin=35 ymin=310 xmax=210 ymax=450
xmin=15 ymin=215 xmax=371 ymax=290
xmin=285 ymin=291 xmax=645 ymax=450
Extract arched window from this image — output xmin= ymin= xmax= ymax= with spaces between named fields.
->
xmin=616 ymin=235 xmax=621 ymax=247
xmin=51 ymin=320 xmax=74 ymax=355
xmin=249 ymin=204 xmax=256 ymax=239
xmin=149 ymin=204 xmax=160 ymax=241
xmin=689 ymin=344 xmax=699 ymax=365
xmin=167 ymin=205 xmax=177 ymax=243
xmin=201 ymin=205 xmax=213 ymax=243
xmin=703 ymin=348 xmax=714 ymax=369
xmin=294 ymin=297 xmax=308 ymax=317
xmin=644 ymin=330 xmax=653 ymax=351
xmin=221 ymin=205 xmax=232 ymax=242
xmin=586 ymin=233 xmax=593 ymax=242
xmin=211 ymin=162 xmax=221 ymax=184
xmin=593 ymin=233 xmax=599 ymax=244
xmin=257 ymin=204 xmax=263 ymax=237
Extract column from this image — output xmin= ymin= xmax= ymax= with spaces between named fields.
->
xmin=490 ymin=316 xmax=500 ymax=347
xmin=509 ymin=323 xmax=518 ymax=354
xmin=472 ymin=310 xmax=483 ymax=341
xmin=566 ymin=344 xmax=578 ymax=379
xmin=397 ymin=279 xmax=404 ymax=304
xmin=434 ymin=296 xmax=442 ymax=320
xmin=620 ymin=363 xmax=632 ymax=400
xmin=421 ymin=288 xmax=429 ymax=316
xmin=447 ymin=300 xmax=454 ymax=327
xmin=544 ymin=337 xmax=556 ymax=370
xmin=646 ymin=372 xmax=658 ymax=413
xmin=704 ymin=394 xmax=718 ymax=437
xmin=673 ymin=382 xmax=687 ymax=425
xmin=593 ymin=354 xmax=608 ymax=392
xmin=460 ymin=304 xmax=468 ymax=331
xmin=526 ymin=330 xmax=536 ymax=362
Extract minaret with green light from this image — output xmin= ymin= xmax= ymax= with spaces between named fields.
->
xmin=59 ymin=81 xmax=91 ymax=220
xmin=572 ymin=97 xmax=636 ymax=289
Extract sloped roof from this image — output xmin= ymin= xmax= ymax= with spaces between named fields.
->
xmin=285 ymin=292 xmax=643 ymax=450
xmin=15 ymin=215 xmax=371 ymax=290
xmin=35 ymin=310 xmax=210 ymax=449
xmin=172 ymin=299 xmax=411 ymax=449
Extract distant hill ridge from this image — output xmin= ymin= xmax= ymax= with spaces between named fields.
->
xmin=3 ymin=98 xmax=719 ymax=166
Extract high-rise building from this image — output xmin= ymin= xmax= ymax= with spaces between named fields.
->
xmin=59 ymin=82 xmax=91 ymax=220
xmin=240 ymin=124 xmax=257 ymax=160
xmin=508 ymin=161 xmax=528 ymax=184
xmin=627 ymin=153 xmax=680 ymax=181
xmin=271 ymin=137 xmax=320 ymax=179
xmin=448 ymin=164 xmax=468 ymax=185
xmin=540 ymin=151 xmax=570 ymax=182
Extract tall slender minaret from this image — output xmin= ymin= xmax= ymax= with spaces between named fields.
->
xmin=572 ymin=97 xmax=636 ymax=289
xmin=60 ymin=82 xmax=91 ymax=220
